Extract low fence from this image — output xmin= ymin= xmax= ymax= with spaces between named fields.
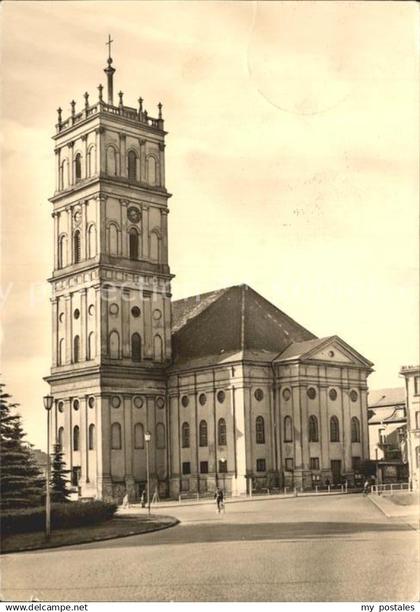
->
xmin=371 ymin=482 xmax=411 ymax=495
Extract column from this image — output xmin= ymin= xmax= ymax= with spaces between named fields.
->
xmin=360 ymin=387 xmax=369 ymax=461
xmin=232 ymin=385 xmax=247 ymax=495
xmin=80 ymin=396 xmax=88 ymax=485
xmin=64 ymin=295 xmax=72 ymax=364
xmin=101 ymin=286 xmax=109 ymax=355
xmin=98 ymin=195 xmax=107 ymax=255
xmin=51 ymin=298 xmax=58 ymax=367
xmin=95 ymin=129 xmax=101 ymax=175
xmin=122 ymin=287 xmax=130 ymax=358
xmin=292 ymin=385 xmax=302 ymax=469
xmin=300 ymin=387 xmax=309 ymax=469
xmin=319 ymin=385 xmax=330 ymax=471
xmin=94 ymin=285 xmax=102 ymax=361
xmin=97 ymin=127 xmax=106 ymax=174
xmin=55 ymin=149 xmax=60 ymax=192
xmin=80 ymin=288 xmax=87 ymax=361
xmin=120 ymin=199 xmax=128 ymax=258
xmin=120 ymin=134 xmax=127 ymax=178
xmin=142 ymin=204 xmax=149 ymax=258
xmin=82 ymin=134 xmax=88 ymax=179
xmin=161 ymin=209 xmax=168 ymax=265
xmin=81 ymin=200 xmax=87 ymax=261
xmin=68 ymin=141 xmax=74 ymax=185
xmin=66 ymin=208 xmax=72 ymax=265
xmin=158 ymin=142 xmax=165 ymax=187
xmin=146 ymin=396 xmax=156 ymax=478
xmin=143 ymin=291 xmax=152 ymax=357
xmin=53 ymin=213 xmax=59 ymax=269
xmin=139 ymin=139 xmax=146 ymax=182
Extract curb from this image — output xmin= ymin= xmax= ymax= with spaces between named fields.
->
xmin=1 ymin=516 xmax=179 ymax=556
xmin=367 ymin=493 xmax=392 ymax=518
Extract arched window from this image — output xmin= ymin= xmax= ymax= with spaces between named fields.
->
xmin=58 ymin=338 xmax=64 ymax=366
xmin=199 ymin=420 xmax=208 ymax=447
xmin=147 ymin=155 xmax=157 ymax=185
xmin=73 ymin=230 xmax=81 ymax=264
xmin=58 ymin=235 xmax=66 ymax=268
xmin=134 ymin=423 xmax=144 ymax=449
xmin=131 ymin=333 xmax=141 ymax=362
xmin=129 ymin=228 xmax=139 ymax=260
xmin=156 ymin=423 xmax=166 ymax=449
xmin=73 ymin=425 xmax=80 ymax=451
xmin=108 ymin=223 xmax=118 ymax=256
xmin=330 ymin=416 xmax=340 ymax=442
xmin=181 ymin=422 xmax=190 ymax=448
xmin=218 ymin=418 xmax=227 ymax=446
xmin=106 ymin=146 xmax=117 ymax=176
xmin=75 ymin=153 xmax=82 ymax=181
xmin=256 ymin=416 xmax=265 ymax=444
xmin=109 ymin=330 xmax=120 ymax=359
xmin=351 ymin=417 xmax=361 ymax=443
xmin=284 ymin=416 xmax=293 ymax=442
xmin=128 ymin=151 xmax=138 ymax=181
xmin=111 ymin=422 xmax=122 ymax=449
xmin=58 ymin=426 xmax=64 ymax=448
xmin=150 ymin=231 xmax=159 ymax=261
xmin=73 ymin=335 xmax=80 ymax=363
xmin=88 ymin=424 xmax=95 ymax=450
xmin=87 ymin=224 xmax=96 ymax=258
xmin=87 ymin=145 xmax=95 ymax=177
xmin=154 ymin=335 xmax=163 ymax=362
xmin=308 ymin=415 xmax=319 ymax=442
xmin=87 ymin=332 xmax=95 ymax=360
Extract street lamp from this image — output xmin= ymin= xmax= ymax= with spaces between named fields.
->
xmin=220 ymin=457 xmax=227 ymax=492
xmin=144 ymin=432 xmax=151 ymax=515
xmin=43 ymin=394 xmax=54 ymax=539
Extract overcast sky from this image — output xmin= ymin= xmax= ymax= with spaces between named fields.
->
xmin=1 ymin=1 xmax=418 ymax=450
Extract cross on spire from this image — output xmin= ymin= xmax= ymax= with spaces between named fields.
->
xmin=106 ymin=34 xmax=113 ymax=60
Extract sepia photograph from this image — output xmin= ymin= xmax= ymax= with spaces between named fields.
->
xmin=0 ymin=0 xmax=419 ymax=607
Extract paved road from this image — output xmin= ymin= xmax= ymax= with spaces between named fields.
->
xmin=1 ymin=494 xmax=418 ymax=602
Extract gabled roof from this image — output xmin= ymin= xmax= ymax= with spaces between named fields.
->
xmin=368 ymin=387 xmax=405 ymax=408
xmin=275 ymin=337 xmax=332 ymax=361
xmin=275 ymin=334 xmax=373 ymax=368
xmin=368 ymin=406 xmax=406 ymax=425
xmin=171 ymin=284 xmax=316 ymax=365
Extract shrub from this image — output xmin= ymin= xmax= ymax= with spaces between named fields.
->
xmin=1 ymin=500 xmax=118 ymax=535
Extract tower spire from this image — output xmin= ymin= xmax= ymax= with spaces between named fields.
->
xmin=104 ymin=34 xmax=116 ymax=105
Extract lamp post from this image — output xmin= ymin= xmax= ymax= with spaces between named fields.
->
xmin=43 ymin=394 xmax=54 ymax=539
xmin=220 ymin=457 xmax=226 ymax=492
xmin=144 ymin=432 xmax=151 ymax=515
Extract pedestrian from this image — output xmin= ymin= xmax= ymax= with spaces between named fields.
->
xmin=140 ymin=490 xmax=146 ymax=508
xmin=363 ymin=479 xmax=370 ymax=495
xmin=122 ymin=492 xmax=129 ymax=508
xmin=214 ymin=487 xmax=224 ymax=513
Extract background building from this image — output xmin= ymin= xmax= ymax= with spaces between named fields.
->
xmin=400 ymin=365 xmax=420 ymax=490
xmin=367 ymin=387 xmax=408 ymax=483
xmin=46 ymin=54 xmax=373 ymax=502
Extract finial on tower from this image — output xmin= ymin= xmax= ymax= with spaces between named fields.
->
xmin=84 ymin=92 xmax=89 ymax=111
xmin=104 ymin=34 xmax=116 ymax=105
xmin=118 ymin=91 xmax=124 ymax=108
xmin=98 ymin=84 xmax=103 ymax=102
xmin=70 ymin=100 xmax=76 ymax=117
xmin=57 ymin=107 xmax=62 ymax=127
xmin=138 ymin=97 xmax=143 ymax=113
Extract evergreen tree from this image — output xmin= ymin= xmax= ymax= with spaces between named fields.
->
xmin=50 ymin=443 xmax=71 ymax=503
xmin=0 ymin=383 xmax=45 ymax=509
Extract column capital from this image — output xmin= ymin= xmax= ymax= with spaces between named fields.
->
xmin=81 ymin=134 xmax=88 ymax=142
xmin=158 ymin=142 xmax=165 ymax=151
xmin=67 ymin=141 xmax=74 ymax=149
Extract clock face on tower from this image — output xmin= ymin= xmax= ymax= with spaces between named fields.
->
xmin=127 ymin=206 xmax=141 ymax=223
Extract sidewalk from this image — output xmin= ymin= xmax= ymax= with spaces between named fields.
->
xmin=117 ymin=488 xmax=352 ymax=515
xmin=368 ymin=493 xmax=419 ymax=529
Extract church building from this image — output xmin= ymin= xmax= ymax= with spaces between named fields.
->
xmin=45 ymin=49 xmax=373 ymax=501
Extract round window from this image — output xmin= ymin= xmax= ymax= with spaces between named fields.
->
xmin=74 ymin=308 xmax=80 ymax=320
xmin=88 ymin=304 xmax=95 ymax=316
xmin=131 ymin=306 xmax=141 ymax=318
xmin=282 ymin=388 xmax=291 ymax=401
xmin=199 ymin=393 xmax=207 ymax=406
xmin=181 ymin=395 xmax=189 ymax=407
xmin=109 ymin=303 xmax=119 ymax=316
xmin=307 ymin=387 xmax=317 ymax=400
xmin=134 ymin=396 xmax=144 ymax=409
xmin=329 ymin=389 xmax=337 ymax=401
xmin=111 ymin=396 xmax=121 ymax=409
xmin=88 ymin=396 xmax=95 ymax=408
xmin=254 ymin=388 xmax=264 ymax=402
xmin=217 ymin=390 xmax=225 ymax=404
xmin=153 ymin=309 xmax=162 ymax=320
xmin=73 ymin=399 xmax=79 ymax=411
xmin=350 ymin=390 xmax=358 ymax=402
xmin=58 ymin=401 xmax=64 ymax=413
xmin=156 ymin=397 xmax=165 ymax=409
xmin=328 ymin=350 xmax=335 ymax=358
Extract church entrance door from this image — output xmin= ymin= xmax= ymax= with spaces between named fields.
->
xmin=331 ymin=460 xmax=342 ymax=485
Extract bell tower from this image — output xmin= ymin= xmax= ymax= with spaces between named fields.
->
xmin=46 ymin=40 xmax=172 ymax=501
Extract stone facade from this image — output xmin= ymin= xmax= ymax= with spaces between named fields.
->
xmin=45 ymin=56 xmax=373 ymax=502
xmin=400 ymin=366 xmax=420 ymax=490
